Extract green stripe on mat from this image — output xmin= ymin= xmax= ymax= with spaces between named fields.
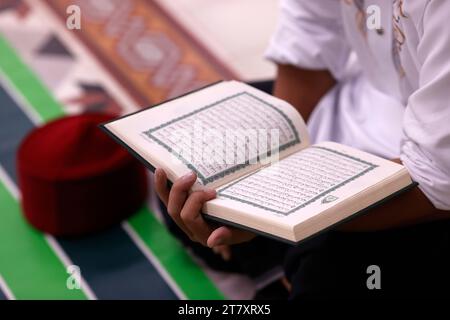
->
xmin=0 ymin=34 xmax=223 ymax=299
xmin=129 ymin=207 xmax=224 ymax=300
xmin=0 ymin=36 xmax=62 ymax=122
xmin=0 ymin=182 xmax=87 ymax=300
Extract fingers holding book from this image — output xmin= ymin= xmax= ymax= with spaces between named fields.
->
xmin=154 ymin=168 xmax=256 ymax=248
xmin=154 ymin=168 xmax=169 ymax=205
xmin=179 ymin=188 xmax=216 ymax=245
xmin=155 ymin=168 xmax=193 ymax=239
xmin=155 ymin=168 xmax=215 ymax=245
xmin=207 ymin=226 xmax=256 ymax=248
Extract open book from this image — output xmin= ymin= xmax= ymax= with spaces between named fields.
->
xmin=101 ymin=81 xmax=415 ymax=244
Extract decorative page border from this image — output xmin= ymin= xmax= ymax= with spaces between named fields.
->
xmin=143 ymin=91 xmax=301 ymax=185
xmin=218 ymin=146 xmax=378 ymax=215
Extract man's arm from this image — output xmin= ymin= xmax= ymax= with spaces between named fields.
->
xmin=273 ymin=64 xmax=336 ymax=122
xmin=338 ymin=159 xmax=450 ymax=232
xmin=275 ymin=65 xmax=450 ymax=232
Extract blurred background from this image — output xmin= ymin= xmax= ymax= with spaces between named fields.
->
xmin=0 ymin=0 xmax=280 ymax=300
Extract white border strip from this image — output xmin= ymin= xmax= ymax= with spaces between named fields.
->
xmin=0 ymin=164 xmax=96 ymax=300
xmin=0 ymin=74 xmax=42 ymax=124
xmin=0 ymin=74 xmax=99 ymax=300
xmin=0 ymin=166 xmax=19 ymax=200
xmin=0 ymin=274 xmax=16 ymax=300
xmin=45 ymin=236 xmax=97 ymax=300
xmin=3 ymin=7 xmax=192 ymax=296
xmin=2 ymin=4 xmax=190 ymax=300
xmin=122 ymin=222 xmax=187 ymax=300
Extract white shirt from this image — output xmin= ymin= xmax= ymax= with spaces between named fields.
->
xmin=265 ymin=0 xmax=450 ymax=210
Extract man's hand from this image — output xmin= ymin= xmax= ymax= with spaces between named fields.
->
xmin=153 ymin=65 xmax=335 ymax=248
xmin=154 ymin=168 xmax=256 ymax=248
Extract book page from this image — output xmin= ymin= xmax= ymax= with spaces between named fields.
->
xmin=106 ymin=81 xmax=309 ymax=189
xmin=207 ymin=141 xmax=409 ymax=235
xmin=205 ymin=142 xmax=411 ymax=242
xmin=143 ymin=91 xmax=301 ymax=185
xmin=218 ymin=144 xmax=378 ymax=215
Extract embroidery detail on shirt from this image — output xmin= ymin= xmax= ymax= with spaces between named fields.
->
xmin=344 ymin=0 xmax=408 ymax=78
xmin=344 ymin=0 xmax=367 ymax=38
xmin=393 ymin=0 xmax=407 ymax=77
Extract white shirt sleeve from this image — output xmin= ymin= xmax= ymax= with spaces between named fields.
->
xmin=265 ymin=0 xmax=351 ymax=80
xmin=400 ymin=1 xmax=450 ymax=210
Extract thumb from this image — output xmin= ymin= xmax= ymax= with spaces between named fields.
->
xmin=207 ymin=226 xmax=255 ymax=247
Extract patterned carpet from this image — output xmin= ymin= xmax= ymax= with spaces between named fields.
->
xmin=0 ymin=0 xmax=271 ymax=300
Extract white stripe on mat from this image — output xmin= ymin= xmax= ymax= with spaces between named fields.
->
xmin=122 ymin=222 xmax=187 ymax=300
xmin=0 ymin=274 xmax=16 ymax=300
xmin=45 ymin=237 xmax=97 ymax=300
xmin=0 ymin=165 xmax=97 ymax=300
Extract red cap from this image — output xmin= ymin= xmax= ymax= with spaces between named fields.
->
xmin=17 ymin=113 xmax=148 ymax=236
